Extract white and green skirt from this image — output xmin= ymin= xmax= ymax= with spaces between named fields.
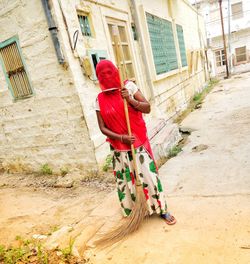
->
xmin=111 ymin=145 xmax=168 ymax=217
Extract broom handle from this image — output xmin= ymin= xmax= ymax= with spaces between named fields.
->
xmin=112 ymin=26 xmax=141 ymax=186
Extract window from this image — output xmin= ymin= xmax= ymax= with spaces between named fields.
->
xmin=146 ymin=13 xmax=178 ymax=75
xmin=87 ymin=49 xmax=108 ymax=80
xmin=176 ymin=24 xmax=187 ymax=67
xmin=215 ymin=49 xmax=226 ymax=67
xmin=231 ymin=2 xmax=243 ymax=20
xmin=78 ymin=14 xmax=92 ymax=36
xmin=235 ymin=46 xmax=247 ymax=63
xmin=0 ymin=37 xmax=33 ymax=99
xmin=108 ymin=22 xmax=135 ymax=81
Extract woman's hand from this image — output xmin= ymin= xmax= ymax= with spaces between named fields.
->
xmin=121 ymin=88 xmax=131 ymax=102
xmin=121 ymin=134 xmax=136 ymax=145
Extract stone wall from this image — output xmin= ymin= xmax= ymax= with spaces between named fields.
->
xmin=0 ymin=0 xmax=97 ymax=176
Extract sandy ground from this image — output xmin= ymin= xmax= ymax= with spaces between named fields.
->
xmin=0 ymin=176 xmax=114 ymax=246
xmin=0 ymin=72 xmax=250 ymax=263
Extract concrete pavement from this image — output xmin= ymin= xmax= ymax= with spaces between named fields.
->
xmin=86 ymin=72 xmax=250 ymax=263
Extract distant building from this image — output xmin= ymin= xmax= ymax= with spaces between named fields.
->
xmin=0 ymin=0 xmax=208 ymax=176
xmin=194 ymin=0 xmax=250 ymax=76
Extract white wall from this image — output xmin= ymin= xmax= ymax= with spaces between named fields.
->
xmin=200 ymin=0 xmax=250 ymax=39
xmin=0 ymin=0 xmax=97 ymax=175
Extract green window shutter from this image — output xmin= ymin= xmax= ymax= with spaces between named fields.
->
xmin=176 ymin=24 xmax=187 ymax=67
xmin=0 ymin=36 xmax=33 ymax=100
xmin=146 ymin=13 xmax=178 ymax=75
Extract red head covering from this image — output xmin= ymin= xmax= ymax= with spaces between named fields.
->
xmin=96 ymin=60 xmax=121 ymax=91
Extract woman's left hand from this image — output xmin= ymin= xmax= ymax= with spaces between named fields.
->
xmin=121 ymin=88 xmax=131 ymax=102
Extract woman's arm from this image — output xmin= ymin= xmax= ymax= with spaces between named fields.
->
xmin=121 ymin=88 xmax=151 ymax=113
xmin=96 ymin=111 xmax=135 ymax=145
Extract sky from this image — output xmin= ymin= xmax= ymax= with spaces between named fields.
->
xmin=188 ymin=0 xmax=199 ymax=4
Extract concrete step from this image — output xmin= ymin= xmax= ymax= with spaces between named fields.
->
xmin=147 ymin=118 xmax=182 ymax=160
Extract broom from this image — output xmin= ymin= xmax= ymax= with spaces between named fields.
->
xmin=94 ymin=25 xmax=149 ymax=248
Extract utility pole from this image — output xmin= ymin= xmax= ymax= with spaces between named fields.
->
xmin=228 ymin=0 xmax=232 ymax=74
xmin=219 ymin=0 xmax=230 ymax=78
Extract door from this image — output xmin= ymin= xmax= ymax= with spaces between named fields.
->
xmin=107 ymin=19 xmax=135 ymax=82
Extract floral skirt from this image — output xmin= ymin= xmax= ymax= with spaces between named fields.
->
xmin=111 ymin=145 xmax=168 ymax=217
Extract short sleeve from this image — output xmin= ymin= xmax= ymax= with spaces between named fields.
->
xmin=124 ymin=81 xmax=138 ymax=96
xmin=94 ymin=97 xmax=100 ymax=111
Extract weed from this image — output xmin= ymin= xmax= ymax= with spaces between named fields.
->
xmin=193 ymin=93 xmax=202 ymax=102
xmin=15 ymin=235 xmax=22 ymax=241
xmin=40 ymin=163 xmax=53 ymax=175
xmin=24 ymin=239 xmax=31 ymax=246
xmin=168 ymin=145 xmax=182 ymax=158
xmin=0 ymin=236 xmax=76 ymax=264
xmin=37 ymin=243 xmax=43 ymax=261
xmin=102 ymin=154 xmax=113 ymax=172
xmin=60 ymin=237 xmax=75 ymax=261
xmin=43 ymin=251 xmax=49 ymax=264
xmin=51 ymin=225 xmax=59 ymax=232
xmin=0 ymin=245 xmax=5 ymax=261
xmin=60 ymin=167 xmax=69 ymax=176
xmin=4 ymin=247 xmax=26 ymax=264
xmin=37 ymin=242 xmax=49 ymax=264
xmin=47 ymin=225 xmax=59 ymax=236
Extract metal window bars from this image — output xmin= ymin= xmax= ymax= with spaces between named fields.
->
xmin=0 ymin=42 xmax=33 ymax=99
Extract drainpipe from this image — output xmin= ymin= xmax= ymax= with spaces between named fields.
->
xmin=41 ymin=0 xmax=65 ymax=64
xmin=130 ymin=0 xmax=155 ymax=104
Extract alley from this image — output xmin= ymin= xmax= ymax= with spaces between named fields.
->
xmin=88 ymin=72 xmax=250 ymax=263
xmin=0 ymin=73 xmax=250 ymax=264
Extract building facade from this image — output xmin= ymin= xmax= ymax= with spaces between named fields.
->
xmin=0 ymin=0 xmax=208 ymax=176
xmin=194 ymin=0 xmax=250 ymax=76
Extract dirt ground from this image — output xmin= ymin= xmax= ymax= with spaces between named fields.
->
xmin=1 ymin=72 xmax=250 ymax=264
xmin=0 ymin=174 xmax=114 ymax=246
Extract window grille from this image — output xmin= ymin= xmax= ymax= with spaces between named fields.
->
xmin=176 ymin=24 xmax=187 ymax=67
xmin=78 ymin=14 xmax=92 ymax=36
xmin=0 ymin=37 xmax=33 ymax=99
xmin=146 ymin=13 xmax=178 ymax=75
xmin=235 ymin=46 xmax=247 ymax=63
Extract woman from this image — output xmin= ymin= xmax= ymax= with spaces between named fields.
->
xmin=95 ymin=60 xmax=176 ymax=225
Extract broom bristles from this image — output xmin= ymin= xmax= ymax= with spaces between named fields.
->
xmin=94 ymin=185 xmax=148 ymax=248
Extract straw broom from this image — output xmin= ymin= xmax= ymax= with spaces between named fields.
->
xmin=95 ymin=26 xmax=149 ymax=248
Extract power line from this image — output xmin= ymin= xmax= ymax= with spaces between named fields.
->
xmin=204 ymin=9 xmax=250 ymax=25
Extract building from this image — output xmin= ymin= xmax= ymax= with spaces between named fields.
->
xmin=193 ymin=0 xmax=250 ymax=76
xmin=0 ymin=0 xmax=208 ymax=176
